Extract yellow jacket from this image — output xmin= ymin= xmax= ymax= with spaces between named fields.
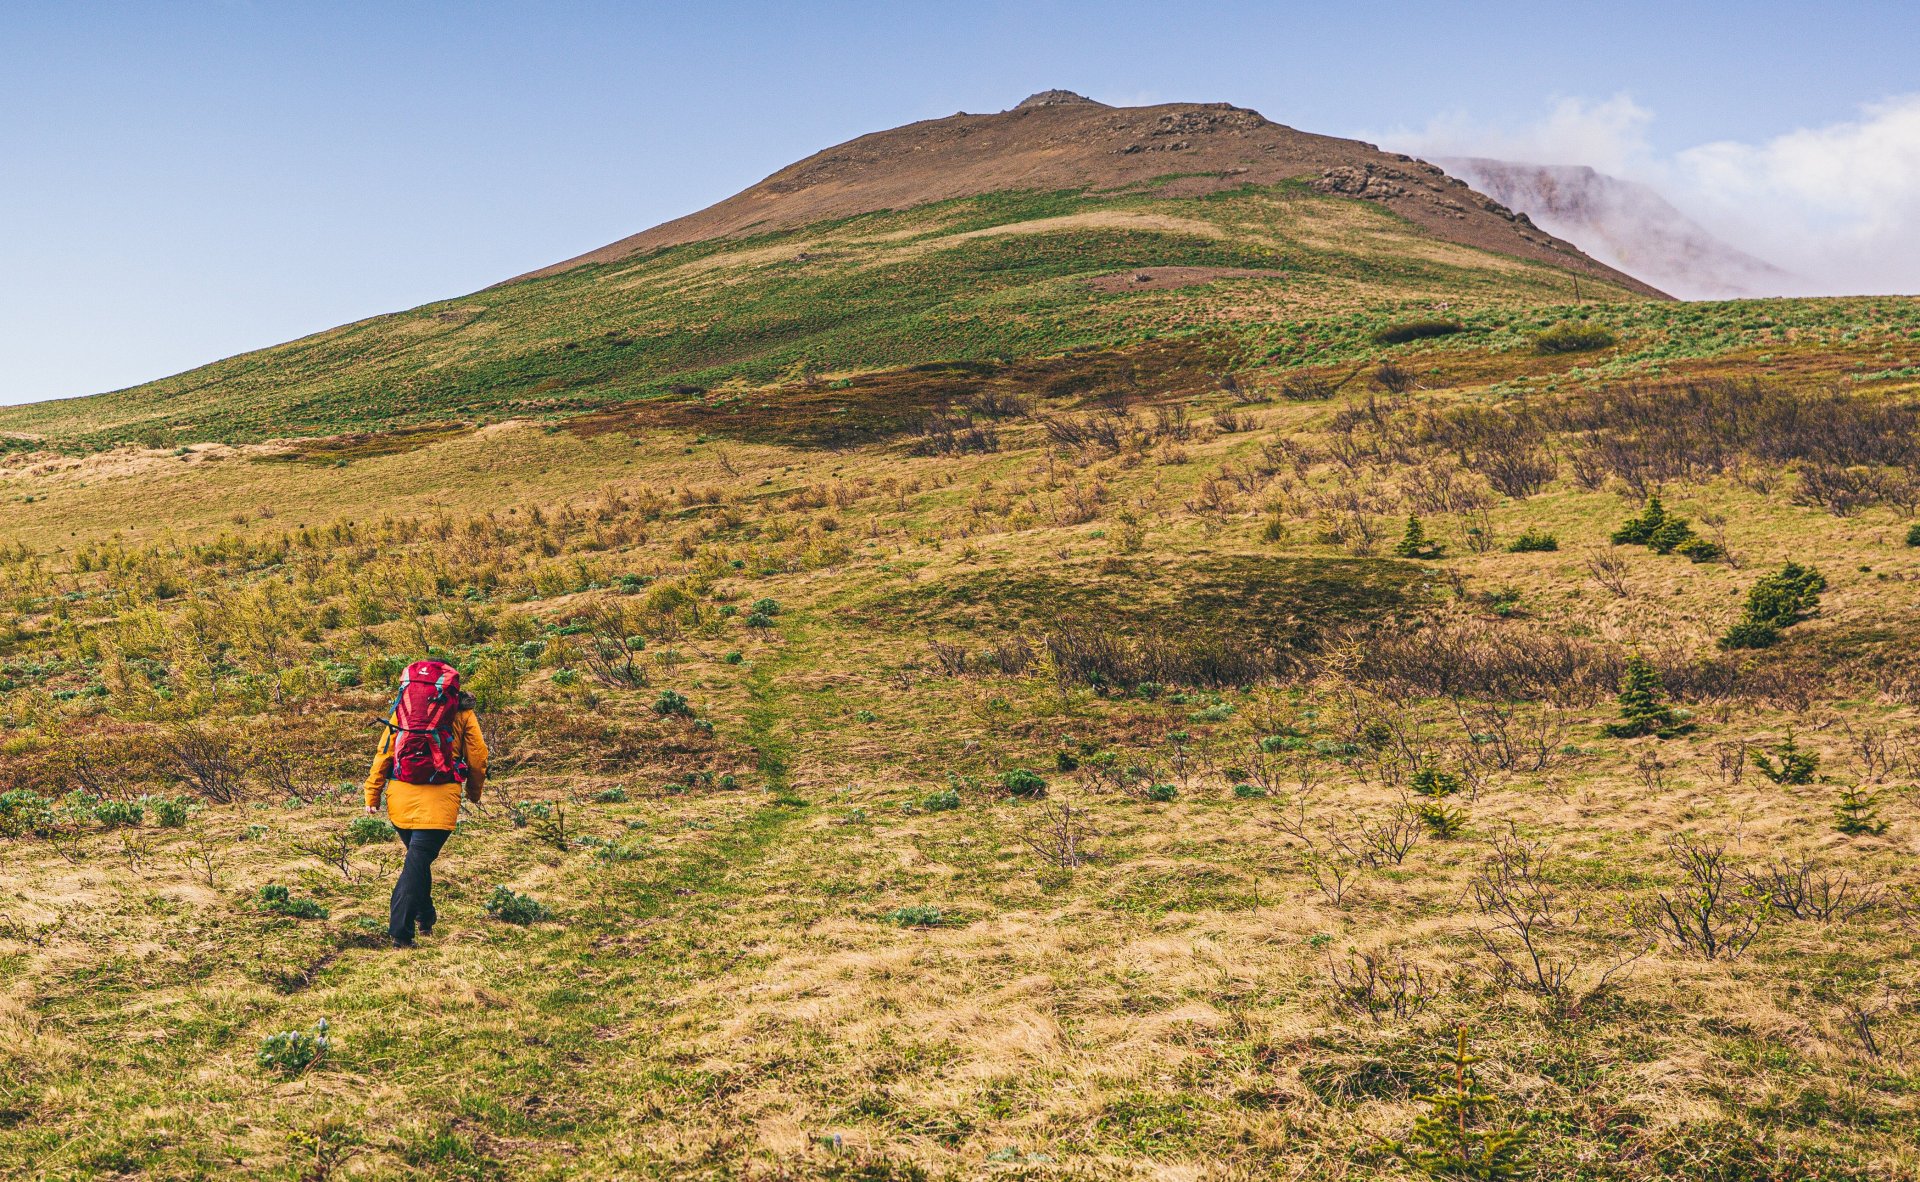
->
xmin=364 ymin=707 xmax=488 ymax=831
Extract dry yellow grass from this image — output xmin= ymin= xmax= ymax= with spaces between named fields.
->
xmin=1 ymin=316 xmax=1919 ymax=1178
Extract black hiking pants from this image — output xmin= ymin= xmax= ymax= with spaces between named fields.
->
xmin=390 ymin=827 xmax=452 ymax=944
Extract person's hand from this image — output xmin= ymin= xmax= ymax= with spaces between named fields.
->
xmin=366 ymin=806 xmax=379 ymax=815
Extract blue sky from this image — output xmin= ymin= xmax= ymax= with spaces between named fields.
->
xmin=3 ymin=1 xmax=1918 ymax=406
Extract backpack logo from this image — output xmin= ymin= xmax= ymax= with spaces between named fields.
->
xmin=384 ymin=660 xmax=470 ymax=786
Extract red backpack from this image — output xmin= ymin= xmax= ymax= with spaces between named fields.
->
xmin=383 ymin=660 xmax=470 ymax=785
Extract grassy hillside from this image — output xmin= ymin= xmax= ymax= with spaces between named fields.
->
xmin=3 ymin=302 xmax=1920 ymax=1177
xmin=0 ymin=183 xmax=1655 ymax=449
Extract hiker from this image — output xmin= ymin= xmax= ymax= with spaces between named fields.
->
xmin=364 ymin=659 xmax=488 ymax=948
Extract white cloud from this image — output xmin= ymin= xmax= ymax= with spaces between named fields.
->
xmin=1376 ymin=93 xmax=1920 ymax=297
xmin=1385 ymin=94 xmax=1657 ymax=175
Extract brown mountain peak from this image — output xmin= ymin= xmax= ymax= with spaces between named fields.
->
xmin=512 ymin=97 xmax=1665 ymax=297
xmin=1012 ymin=89 xmax=1109 ymax=110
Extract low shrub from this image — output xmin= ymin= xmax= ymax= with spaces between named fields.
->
xmin=256 ymin=1019 xmax=330 ymax=1075
xmin=0 ymin=789 xmax=52 ymax=838
xmin=882 ymin=905 xmax=945 ymax=928
xmin=509 ymin=800 xmax=553 ymax=826
xmin=593 ymin=786 xmax=628 ymax=803
xmin=486 ymin=885 xmax=551 ymax=925
xmin=345 ymin=814 xmax=397 ymax=845
xmin=998 ymin=768 xmax=1048 ymax=798
xmin=144 ymin=794 xmax=192 ymax=827
xmin=1232 ymin=783 xmax=1267 ymax=799
xmin=652 ymin=689 xmax=692 ymax=716
xmin=921 ymin=789 xmax=960 ymax=812
xmin=1506 ymin=528 xmax=1558 ymax=553
xmin=1146 ymin=783 xmax=1178 ymax=802
xmin=1533 ymin=322 xmax=1617 ymax=354
xmin=257 ymin=884 xmax=329 ymax=920
xmin=1372 ymin=319 xmax=1466 ymax=345
xmin=92 ymin=799 xmax=144 ymax=829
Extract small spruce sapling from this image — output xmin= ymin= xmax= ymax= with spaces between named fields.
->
xmin=1415 ymin=801 xmax=1468 ymax=838
xmin=1610 ymin=496 xmax=1670 ymax=545
xmin=1752 ymin=736 xmax=1819 ymax=785
xmin=1604 ymin=655 xmax=1688 ymax=739
xmin=1720 ymin=562 xmax=1826 ymax=649
xmin=1387 ymin=1027 xmax=1528 ymax=1180
xmin=1411 ymin=769 xmax=1464 ymax=797
xmin=1394 ymin=515 xmax=1444 ymax=559
xmin=1833 ymin=786 xmax=1887 ymax=836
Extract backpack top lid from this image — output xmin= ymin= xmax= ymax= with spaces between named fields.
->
xmin=404 ymin=659 xmax=458 ymax=686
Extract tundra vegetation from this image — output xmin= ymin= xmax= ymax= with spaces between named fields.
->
xmin=1 ymin=192 xmax=1919 ymax=1177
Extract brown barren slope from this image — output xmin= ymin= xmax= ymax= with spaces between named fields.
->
xmin=520 ymin=90 xmax=1666 ymax=297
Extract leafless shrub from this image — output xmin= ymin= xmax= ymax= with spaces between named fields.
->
xmin=964 ymin=389 xmax=1032 ymax=419
xmin=1793 ymin=464 xmax=1887 ymax=516
xmin=928 ymin=638 xmax=970 ymax=677
xmin=1471 ymin=833 xmax=1646 ymax=1012
xmin=910 ymin=414 xmax=1000 ymax=456
xmin=1044 ymin=627 xmax=1303 ymax=690
xmin=1453 ymin=700 xmax=1571 ymax=772
xmin=1281 ymin=375 xmax=1340 ymax=401
xmin=293 ymin=830 xmax=358 ymax=881
xmin=1841 ymin=719 xmax=1900 ymax=781
xmin=254 ymin=740 xmax=326 ymax=803
xmin=1336 ymin=616 xmax=1622 ymax=706
xmin=1373 ymin=362 xmax=1416 ymax=394
xmin=574 ymin=600 xmax=649 ymax=688
xmin=1646 ymin=835 xmax=1769 ymax=959
xmin=977 ymin=636 xmax=1038 ymax=676
xmin=1327 ymin=948 xmax=1437 ymax=1023
xmin=1396 ymin=460 xmax=1493 ymax=516
xmin=1301 ymin=850 xmax=1361 ymax=906
xmin=1711 ymin=739 xmax=1749 ymax=786
xmin=1150 ymin=404 xmax=1194 ymax=442
xmin=1634 ymin=748 xmax=1668 ymax=794
xmin=1211 ymin=408 xmax=1257 ymax=433
xmin=1015 ymin=793 xmax=1092 ymax=869
xmin=1214 ymin=371 xmax=1270 ymax=404
xmin=1356 ymin=806 xmax=1421 ymax=866
xmin=1836 ymin=988 xmax=1913 ymax=1062
xmin=1552 ymin=379 xmax=1920 ymax=500
xmin=164 ymin=725 xmax=249 ymax=803
xmin=1584 ymin=548 xmax=1632 ymax=598
xmin=1739 ymin=856 xmax=1882 ymax=922
xmin=1043 ymin=412 xmax=1130 ymax=454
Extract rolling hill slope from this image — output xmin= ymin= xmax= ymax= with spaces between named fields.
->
xmin=0 ymin=92 xmax=1659 ymax=449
